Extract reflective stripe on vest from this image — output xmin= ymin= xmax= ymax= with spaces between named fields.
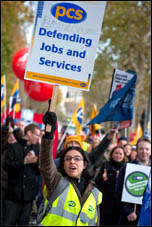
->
xmin=40 ymin=178 xmax=102 ymax=226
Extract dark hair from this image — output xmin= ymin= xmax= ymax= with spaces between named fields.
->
xmin=24 ymin=123 xmax=40 ymax=135
xmin=109 ymin=145 xmax=128 ymax=162
xmin=136 ymin=137 xmax=151 ymax=150
xmin=118 ymin=136 xmax=128 ymax=142
xmin=58 ymin=146 xmax=93 ymax=178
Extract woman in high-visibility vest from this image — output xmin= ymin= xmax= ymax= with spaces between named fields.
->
xmin=38 ymin=111 xmax=103 ymax=226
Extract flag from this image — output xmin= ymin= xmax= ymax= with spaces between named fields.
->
xmin=130 ymin=123 xmax=143 ymax=145
xmin=138 ymin=171 xmax=151 ymax=226
xmin=87 ymin=72 xmax=137 ymax=125
xmin=89 ymin=104 xmax=101 ymax=135
xmin=9 ymin=80 xmax=21 ymax=113
xmin=1 ymin=75 xmax=6 ymax=109
xmin=72 ymin=98 xmax=85 ymax=135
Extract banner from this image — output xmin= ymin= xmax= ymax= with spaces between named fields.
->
xmin=24 ymin=1 xmax=106 ymax=91
xmin=121 ymin=163 xmax=151 ymax=205
xmin=87 ymin=71 xmax=137 ymax=125
xmin=72 ymin=98 xmax=84 ymax=135
xmin=109 ymin=69 xmax=135 ymax=98
xmin=1 ymin=108 xmax=44 ymax=129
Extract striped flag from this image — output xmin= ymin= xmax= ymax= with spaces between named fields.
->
xmin=1 ymin=75 xmax=6 ymax=109
xmin=9 ymin=80 xmax=21 ymax=113
xmin=89 ymin=104 xmax=101 ymax=135
xmin=1 ymin=75 xmax=6 ymax=119
xmin=72 ymin=98 xmax=85 ymax=135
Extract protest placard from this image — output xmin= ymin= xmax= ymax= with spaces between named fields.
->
xmin=109 ymin=69 xmax=135 ymax=98
xmin=121 ymin=163 xmax=151 ymax=205
xmin=24 ymin=1 xmax=106 ymax=91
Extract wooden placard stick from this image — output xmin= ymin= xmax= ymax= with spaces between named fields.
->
xmin=111 ymin=123 xmax=119 ymax=144
xmin=134 ymin=204 xmax=137 ymax=213
xmin=112 ymin=132 xmax=116 ymax=144
xmin=46 ymin=85 xmax=59 ymax=132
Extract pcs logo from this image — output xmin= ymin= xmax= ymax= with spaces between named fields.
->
xmin=51 ymin=2 xmax=87 ymax=23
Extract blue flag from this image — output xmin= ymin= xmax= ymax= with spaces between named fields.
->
xmin=138 ymin=171 xmax=151 ymax=226
xmin=87 ymin=71 xmax=137 ymax=125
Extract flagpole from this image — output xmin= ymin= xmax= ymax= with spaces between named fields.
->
xmin=4 ymin=75 xmax=7 ymax=119
xmin=13 ymin=105 xmax=15 ymax=119
xmin=9 ymin=97 xmax=11 ymax=115
xmin=57 ymin=119 xmax=73 ymax=151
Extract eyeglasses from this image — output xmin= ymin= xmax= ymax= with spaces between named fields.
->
xmin=64 ymin=156 xmax=84 ymax=162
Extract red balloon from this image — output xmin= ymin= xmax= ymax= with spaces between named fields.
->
xmin=12 ymin=47 xmax=29 ymax=80
xmin=24 ymin=80 xmax=54 ymax=102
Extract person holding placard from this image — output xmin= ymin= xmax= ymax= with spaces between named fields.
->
xmin=38 ymin=110 xmax=102 ymax=226
xmin=38 ymin=110 xmax=118 ymax=226
xmin=115 ymin=137 xmax=151 ymax=226
xmin=95 ymin=145 xmax=128 ymax=225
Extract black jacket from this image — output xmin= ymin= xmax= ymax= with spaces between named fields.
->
xmin=88 ymin=134 xmax=111 ymax=167
xmin=1 ymin=126 xmax=23 ymax=189
xmin=96 ymin=159 xmax=125 ymax=214
xmin=4 ymin=138 xmax=40 ymax=201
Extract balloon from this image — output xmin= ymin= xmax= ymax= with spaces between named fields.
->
xmin=24 ymin=80 xmax=54 ymax=102
xmin=12 ymin=47 xmax=29 ymax=80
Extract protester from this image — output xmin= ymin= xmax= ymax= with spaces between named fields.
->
xmin=87 ymin=135 xmax=101 ymax=153
xmin=124 ymin=143 xmax=132 ymax=161
xmin=64 ymin=134 xmax=84 ymax=149
xmin=1 ymin=116 xmax=23 ymax=225
xmin=104 ymin=142 xmax=117 ymax=161
xmin=130 ymin=145 xmax=137 ymax=160
xmin=16 ymin=120 xmax=25 ymax=134
xmin=118 ymin=136 xmax=128 ymax=146
xmin=115 ymin=137 xmax=151 ymax=226
xmin=96 ymin=145 xmax=127 ymax=225
xmin=38 ymin=110 xmax=103 ymax=226
xmin=4 ymin=123 xmax=41 ymax=225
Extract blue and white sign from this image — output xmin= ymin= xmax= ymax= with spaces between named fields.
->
xmin=24 ymin=1 xmax=106 ymax=91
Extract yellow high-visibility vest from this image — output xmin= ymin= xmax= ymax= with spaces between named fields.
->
xmin=39 ymin=179 xmax=102 ymax=226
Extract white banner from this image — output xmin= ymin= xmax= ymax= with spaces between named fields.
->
xmin=24 ymin=1 xmax=106 ymax=91
xmin=110 ymin=69 xmax=135 ymax=98
xmin=121 ymin=163 xmax=151 ymax=205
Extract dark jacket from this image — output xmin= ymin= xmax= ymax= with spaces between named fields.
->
xmin=95 ymin=159 xmax=125 ymax=225
xmin=1 ymin=126 xmax=23 ymax=189
xmin=115 ymin=159 xmax=151 ymax=226
xmin=4 ymin=138 xmax=40 ymax=201
xmin=96 ymin=159 xmax=125 ymax=214
xmin=88 ymin=134 xmax=111 ymax=167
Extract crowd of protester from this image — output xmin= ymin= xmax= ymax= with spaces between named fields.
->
xmin=1 ymin=110 xmax=151 ymax=226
